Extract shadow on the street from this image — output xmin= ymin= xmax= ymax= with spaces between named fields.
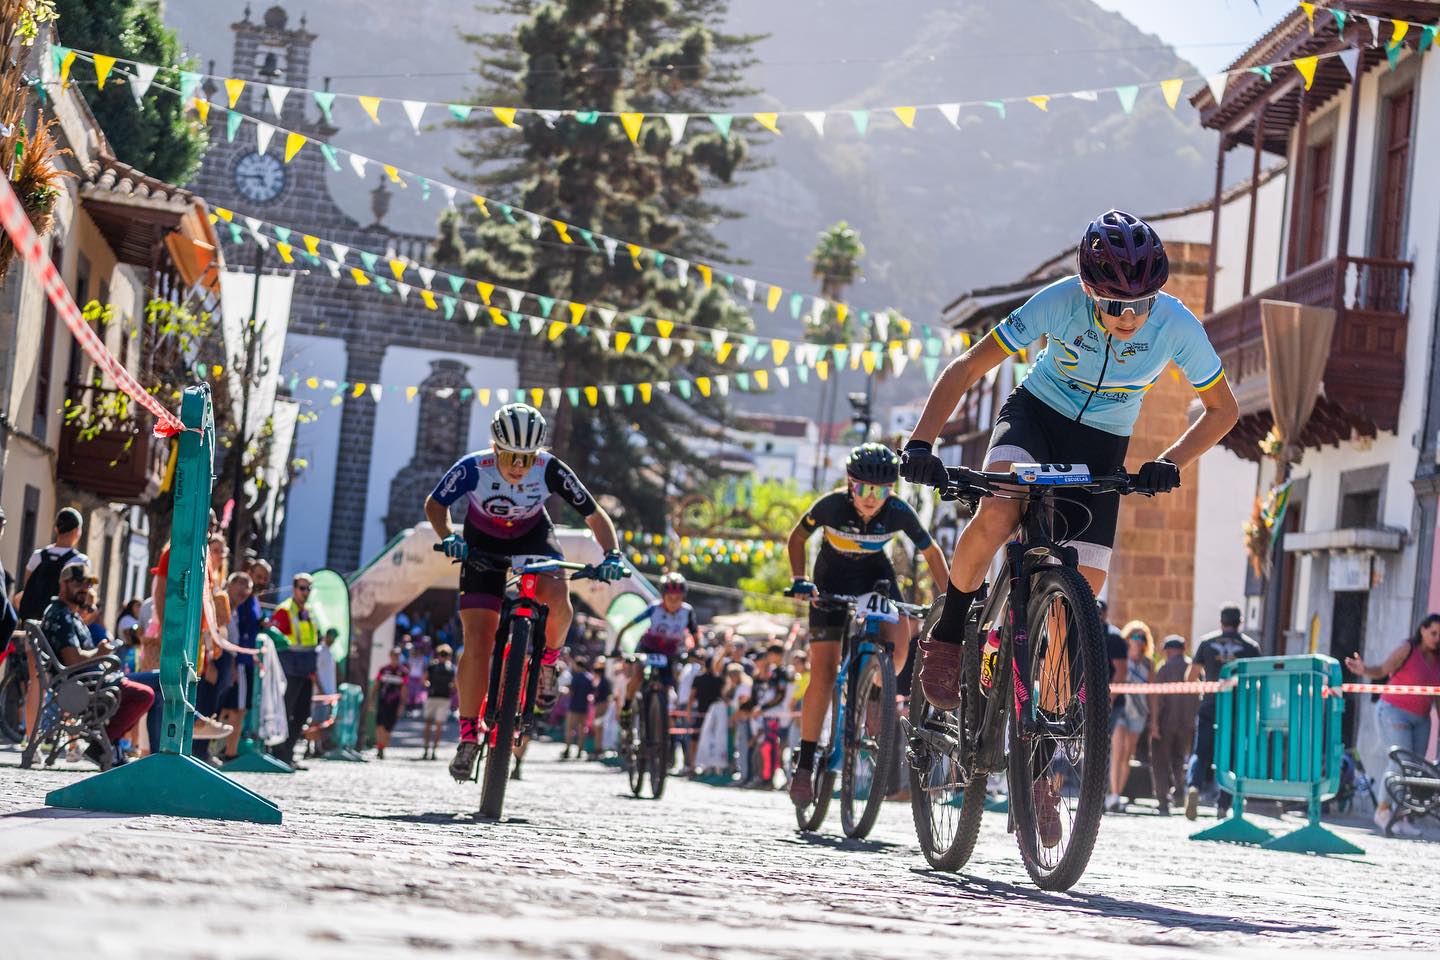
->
xmin=779 ymin=832 xmax=905 ymax=854
xmin=909 ymin=870 xmax=1337 ymax=936
xmin=333 ymin=810 xmax=533 ymax=827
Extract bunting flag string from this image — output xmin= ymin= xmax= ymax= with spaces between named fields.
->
xmin=212 ymin=202 xmax=938 ymax=347
xmin=216 ymin=206 xmax=968 ymax=375
xmin=53 ymin=11 xmax=1438 ymax=148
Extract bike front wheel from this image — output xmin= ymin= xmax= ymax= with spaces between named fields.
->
xmin=908 ymin=638 xmax=986 ymax=871
xmin=841 ymin=650 xmax=897 ymax=839
xmin=1007 ymin=566 xmax=1109 ymax=890
xmin=796 ymin=705 xmax=838 ymax=832
xmin=646 ymin=689 xmax=669 ymax=800
xmin=479 ymin=618 xmax=530 ymax=819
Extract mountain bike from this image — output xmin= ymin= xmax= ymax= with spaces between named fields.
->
xmin=438 ymin=546 xmax=604 ymax=819
xmin=906 ymin=462 xmax=1143 ymax=890
xmin=620 ymin=636 xmax=673 ymax=800
xmin=790 ymin=580 xmax=928 ymax=838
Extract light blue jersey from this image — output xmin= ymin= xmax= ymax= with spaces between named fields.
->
xmin=988 ymin=276 xmax=1225 ymax=436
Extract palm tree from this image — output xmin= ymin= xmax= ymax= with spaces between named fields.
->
xmin=807 ymin=222 xmax=865 ymax=488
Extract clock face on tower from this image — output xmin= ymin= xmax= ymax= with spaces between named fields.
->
xmin=233 ymin=151 xmax=286 ymax=203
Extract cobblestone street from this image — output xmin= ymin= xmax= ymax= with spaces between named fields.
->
xmin=1 ymin=735 xmax=1434 ymax=960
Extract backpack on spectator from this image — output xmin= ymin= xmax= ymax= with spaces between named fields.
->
xmin=16 ymin=549 xmax=77 ymax=622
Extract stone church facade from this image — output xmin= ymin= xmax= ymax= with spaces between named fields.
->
xmin=190 ymin=6 xmax=550 ymax=579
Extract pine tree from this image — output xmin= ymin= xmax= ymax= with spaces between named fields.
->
xmin=447 ymin=0 xmax=762 ymax=532
xmin=53 ymin=0 xmax=206 ymax=184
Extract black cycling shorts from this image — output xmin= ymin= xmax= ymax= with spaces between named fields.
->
xmin=808 ymin=556 xmax=903 ymax=640
xmin=459 ymin=519 xmax=564 ymax=610
xmin=984 ymin=386 xmax=1130 ymax=571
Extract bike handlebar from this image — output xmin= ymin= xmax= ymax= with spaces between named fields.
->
xmin=929 ymin=464 xmax=1145 ymax=501
xmin=432 ymin=543 xmax=599 ymax=580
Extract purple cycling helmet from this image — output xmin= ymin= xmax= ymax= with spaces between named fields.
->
xmin=1076 ymin=209 xmax=1169 ymax=299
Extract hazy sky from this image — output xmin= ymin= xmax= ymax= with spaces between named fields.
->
xmin=1092 ymin=0 xmax=1286 ymax=74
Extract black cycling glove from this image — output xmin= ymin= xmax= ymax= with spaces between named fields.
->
xmin=899 ymin=440 xmax=949 ymax=487
xmin=1134 ymin=459 xmax=1181 ymax=495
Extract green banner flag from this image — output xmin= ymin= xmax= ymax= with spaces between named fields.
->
xmin=1115 ymin=86 xmax=1139 ymax=114
xmin=536 ymin=296 xmax=555 ymax=318
xmin=709 ymin=113 xmax=732 ymax=138
xmin=313 ymin=90 xmax=336 ymax=124
xmin=226 ymin=109 xmax=243 ymax=142
xmin=359 ymin=250 xmax=379 ymax=272
xmin=849 ymin=110 xmax=870 ymax=136
xmin=923 ymin=356 xmax=941 ymax=380
xmin=448 ymin=103 xmax=472 ymax=120
xmin=319 ymin=143 xmax=340 ymax=171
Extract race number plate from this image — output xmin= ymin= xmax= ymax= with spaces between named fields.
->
xmin=510 ymin=554 xmax=557 ymax=572
xmin=854 ymin=592 xmax=900 ymax=624
xmin=1012 ymin=463 xmax=1092 ymax=485
xmin=646 ymin=653 xmax=670 ymax=668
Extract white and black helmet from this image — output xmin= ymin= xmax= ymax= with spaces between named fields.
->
xmin=490 ymin=403 xmax=548 ymax=454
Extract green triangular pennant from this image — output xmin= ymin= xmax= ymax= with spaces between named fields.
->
xmin=1114 ymin=85 xmax=1140 ymax=114
xmin=923 ymin=356 xmax=941 ymax=379
xmin=1331 ymin=10 xmax=1347 ymax=32
xmin=319 ymin=143 xmax=340 ymax=170
xmin=536 ymin=296 xmax=555 ymax=318
xmin=796 ymin=366 xmax=809 ymax=384
xmin=313 ymin=90 xmax=336 ymax=124
xmin=677 ymin=380 xmax=693 ymax=399
xmin=273 ymin=226 xmax=292 ymax=244
xmin=1422 ymin=25 xmax=1438 ymax=52
xmin=789 ymin=293 xmax=804 ymax=319
xmin=629 ymin=316 xmax=645 ymax=334
xmin=984 ymin=100 xmax=1007 ymax=119
xmin=736 ymin=373 xmax=750 ymax=391
xmin=226 ymin=110 xmax=243 ymax=142
xmin=849 ymin=110 xmax=870 ymax=136
xmin=708 ymin=113 xmax=733 ymax=138
xmin=359 ymin=250 xmax=379 ymax=272
xmin=448 ymin=104 xmax=472 ymax=121
xmin=447 ymin=275 xmax=465 ymax=294
xmin=567 ymin=387 xmax=581 ymax=406
xmin=621 ymin=384 xmax=635 ymax=403
xmin=442 ymin=296 xmax=456 ymax=320
xmin=635 ymin=335 xmax=653 ymax=353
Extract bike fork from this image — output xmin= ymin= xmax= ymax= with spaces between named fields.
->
xmin=1005 ymin=542 xmax=1037 ymax=739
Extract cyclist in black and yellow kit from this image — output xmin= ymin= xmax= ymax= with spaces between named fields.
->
xmin=785 ymin=443 xmax=949 ymax=808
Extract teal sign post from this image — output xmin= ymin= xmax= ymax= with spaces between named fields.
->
xmin=47 ymin=385 xmax=282 ymax=823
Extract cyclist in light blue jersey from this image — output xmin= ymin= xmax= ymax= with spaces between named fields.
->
xmin=900 ymin=210 xmax=1239 ymax=715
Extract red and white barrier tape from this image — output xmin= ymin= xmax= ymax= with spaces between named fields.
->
xmin=1109 ymin=680 xmax=1440 ymax=697
xmin=0 ymin=176 xmax=184 ymax=437
xmin=1329 ymin=682 xmax=1440 ymax=697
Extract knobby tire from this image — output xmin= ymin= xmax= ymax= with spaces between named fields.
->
xmin=841 ymin=651 xmax=897 ymax=839
xmin=909 ymin=632 xmax=987 ymax=871
xmin=646 ymin=690 xmax=669 ymax=800
xmin=479 ymin=618 xmax=530 ymax=820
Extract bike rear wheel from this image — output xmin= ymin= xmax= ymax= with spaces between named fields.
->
xmin=841 ymin=651 xmax=897 ymax=838
xmin=479 ymin=618 xmax=530 ymax=819
xmin=908 ymin=636 xmax=986 ymax=871
xmin=0 ymin=657 xmax=26 ymax=744
xmin=1007 ymin=566 xmax=1109 ymax=890
xmin=646 ymin=690 xmax=669 ymax=799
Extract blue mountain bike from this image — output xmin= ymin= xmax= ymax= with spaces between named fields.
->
xmin=791 ymin=580 xmax=928 ymax=838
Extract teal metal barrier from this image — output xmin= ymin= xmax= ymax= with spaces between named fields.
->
xmin=47 ymin=385 xmax=282 ymax=823
xmin=324 ymin=683 xmax=366 ymax=762
xmin=223 ymin=626 xmax=294 ymax=774
xmin=1192 ymin=654 xmax=1361 ymax=855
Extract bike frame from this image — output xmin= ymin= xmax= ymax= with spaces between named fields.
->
xmin=822 ymin=604 xmax=892 ymax=774
xmin=484 ymin=572 xmax=552 ymax=748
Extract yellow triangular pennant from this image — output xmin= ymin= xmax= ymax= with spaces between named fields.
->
xmin=224 ymin=78 xmax=245 ymax=108
xmin=547 ymin=321 xmax=566 ymax=341
xmin=584 ymin=386 xmax=599 ymax=406
xmin=489 ymin=307 xmax=507 ymax=326
xmin=214 ymin=207 xmax=234 ymax=222
xmin=530 ymin=388 xmax=544 ymax=406
xmin=303 ymin=234 xmax=320 ymax=257
xmin=1299 ymin=3 xmax=1315 ymax=31
xmin=306 ymin=377 xmax=319 ymax=389
xmin=478 ymin=389 xmax=491 ymax=405
xmin=353 ymin=382 xmax=367 ymax=398
xmin=766 ymin=285 xmax=782 ymax=312
xmin=638 ymin=382 xmax=653 ymax=403
xmin=477 ymin=281 xmax=494 ymax=304
xmin=93 ymin=54 xmax=117 ymax=89
xmin=1027 ymin=95 xmax=1050 ymax=111
xmin=389 ymin=259 xmax=407 ymax=281
xmin=753 ymin=112 xmax=780 ymax=134
xmin=275 ymin=242 xmax=294 ymax=264
xmin=1160 ymin=78 xmax=1184 ymax=109
xmin=696 ymin=264 xmax=712 ymax=288
xmin=816 ymin=360 xmax=830 ymax=381
xmin=192 ymin=98 xmax=210 ymax=123
xmin=568 ymin=302 xmax=585 ymax=325
xmin=716 ymin=342 xmax=733 ymax=364
xmin=59 ymin=49 xmax=76 ymax=84
xmin=620 ymin=112 xmax=645 ymax=143
xmin=696 ymin=377 xmax=712 ymax=397
xmin=772 ymin=340 xmax=790 ymax=364
xmin=893 ymin=106 xmax=917 ymax=127
xmin=351 ymin=268 xmax=371 ymax=286
xmin=656 ymin=320 xmax=674 ymax=338
xmin=754 ymin=369 xmax=769 ymax=390
xmin=472 ymin=195 xmax=490 ymax=217
xmin=835 ymin=303 xmax=848 ymax=324
xmin=554 ymin=222 xmax=573 ymax=243
xmin=1294 ymin=55 xmax=1319 ymax=90
xmin=421 ymin=290 xmax=437 ymax=310
xmin=406 ymin=386 xmax=418 ymax=402
xmin=862 ymin=351 xmax=877 ymax=375
xmin=615 ymin=332 xmax=632 ymax=352
xmin=358 ymin=96 xmax=382 ymax=123
xmin=383 ymin=164 xmax=403 ymax=184
xmin=283 ymin=132 xmax=306 ymax=162
xmin=1389 ymin=21 xmax=1409 ymax=48
xmin=493 ymin=106 xmax=519 ymax=128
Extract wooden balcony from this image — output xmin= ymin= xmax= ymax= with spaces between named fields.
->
xmin=1204 ymin=255 xmax=1412 ymax=460
xmin=56 ymin=384 xmax=168 ymax=503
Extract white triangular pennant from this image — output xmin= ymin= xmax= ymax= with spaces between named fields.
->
xmin=657 ymin=338 xmax=672 ymax=355
xmin=736 ymin=343 xmax=753 ymax=365
xmin=1365 ymin=15 xmax=1380 ymax=46
xmin=505 ymin=288 xmax=524 ymax=312
xmin=603 ymin=237 xmax=618 ymax=265
xmin=889 ymin=350 xmax=908 ymax=377
xmin=528 ymin=316 xmax=544 ymax=336
xmin=524 ymin=212 xmax=542 ymax=238
xmin=710 ymin=329 xmax=727 ymax=350
xmin=348 ymin=153 xmax=367 ymax=178
xmin=538 ymin=109 xmax=561 ymax=128
xmin=331 ymin=243 xmax=350 ymax=263
xmin=265 ymin=84 xmax=289 ymax=116
xmin=463 ymin=301 xmax=479 ymax=321
xmin=595 ymin=331 xmax=610 ymax=349
xmin=742 ymin=277 xmax=756 ymax=301
xmin=875 ymin=314 xmax=890 ymax=341
xmin=1070 ymin=90 xmax=1098 ymax=102
xmin=1205 ymin=72 xmax=1228 ymax=104
xmin=324 ymin=259 xmax=341 ymax=278
xmin=680 ymin=340 xmax=695 ymax=358
xmin=129 ymin=63 xmax=158 ymax=103
xmin=417 ymin=266 xmax=436 ymax=288
xmin=803 ymin=111 xmax=826 ymax=136
xmin=256 ymin=121 xmax=275 ymax=154
xmin=397 ymin=282 xmax=411 ymax=302
xmin=370 ymin=384 xmax=383 ymax=403
xmin=775 ymin=368 xmax=790 ymax=388
xmin=495 ymin=389 xmax=508 ymax=404
xmin=548 ymin=387 xmax=561 ymax=408
xmin=663 ymin=113 xmax=687 ymax=143
xmin=937 ymin=103 xmax=960 ymax=127
xmin=441 ymin=183 xmax=457 ymax=207
xmin=401 ymin=99 xmax=427 ymax=132
xmin=601 ymin=385 xmax=617 ymax=406
xmin=597 ymin=307 xmax=616 ymax=328
xmin=674 ymin=258 xmax=689 ymax=286
xmin=715 ymin=375 xmax=729 ymax=396
xmin=1339 ymin=48 xmax=1361 ymax=78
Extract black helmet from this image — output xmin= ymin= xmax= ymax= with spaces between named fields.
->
xmin=846 ymin=443 xmax=899 ymax=484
